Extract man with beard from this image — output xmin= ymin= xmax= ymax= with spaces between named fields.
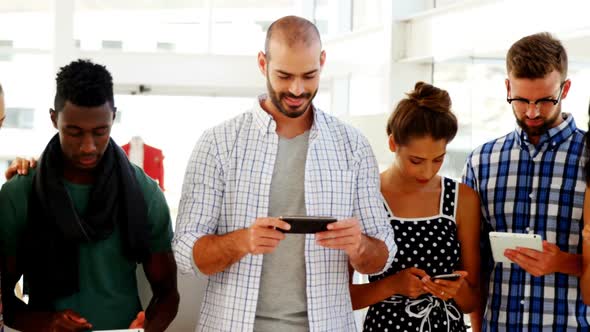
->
xmin=0 ymin=60 xmax=179 ymax=331
xmin=463 ymin=32 xmax=588 ymax=331
xmin=173 ymin=16 xmax=395 ymax=331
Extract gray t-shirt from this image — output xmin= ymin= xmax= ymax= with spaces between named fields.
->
xmin=254 ymin=131 xmax=309 ymax=332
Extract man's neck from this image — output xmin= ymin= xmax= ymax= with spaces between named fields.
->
xmin=526 ymin=113 xmax=565 ymax=146
xmin=63 ymin=164 xmax=95 ymax=185
xmin=262 ymin=98 xmax=313 ymax=139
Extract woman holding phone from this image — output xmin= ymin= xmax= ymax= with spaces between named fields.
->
xmin=349 ymin=82 xmax=480 ymax=331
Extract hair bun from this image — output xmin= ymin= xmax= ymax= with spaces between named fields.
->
xmin=407 ymin=81 xmax=451 ymax=113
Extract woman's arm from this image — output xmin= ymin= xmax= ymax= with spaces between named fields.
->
xmin=452 ymin=184 xmax=481 ymax=313
xmin=348 ymin=265 xmax=428 ymax=310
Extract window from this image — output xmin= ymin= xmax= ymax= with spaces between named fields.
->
xmin=433 ymin=61 xmax=590 ymax=178
xmin=352 ymin=0 xmax=382 ymax=30
xmin=3 ymin=107 xmax=35 ymax=129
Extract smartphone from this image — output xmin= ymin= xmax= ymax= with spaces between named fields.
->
xmin=279 ymin=216 xmax=337 ymax=234
xmin=431 ymin=273 xmax=461 ymax=281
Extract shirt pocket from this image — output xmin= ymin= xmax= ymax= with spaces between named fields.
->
xmin=305 ymin=168 xmax=355 ymax=218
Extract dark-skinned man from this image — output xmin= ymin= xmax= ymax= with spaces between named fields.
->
xmin=0 ymin=60 xmax=179 ymax=332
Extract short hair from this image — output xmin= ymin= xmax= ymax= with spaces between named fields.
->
xmin=506 ymin=32 xmax=568 ymax=80
xmin=264 ymin=16 xmax=321 ymax=59
xmin=386 ymin=82 xmax=457 ymax=145
xmin=54 ymin=59 xmax=114 ymax=111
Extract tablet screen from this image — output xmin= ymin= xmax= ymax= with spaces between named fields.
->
xmin=489 ymin=232 xmax=542 ymax=264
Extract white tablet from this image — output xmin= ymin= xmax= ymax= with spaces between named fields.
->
xmin=489 ymin=231 xmax=542 ymax=264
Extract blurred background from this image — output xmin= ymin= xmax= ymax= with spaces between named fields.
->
xmin=1 ymin=0 xmax=590 ymax=330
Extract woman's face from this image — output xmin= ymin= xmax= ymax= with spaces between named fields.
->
xmin=390 ymin=135 xmax=448 ymax=185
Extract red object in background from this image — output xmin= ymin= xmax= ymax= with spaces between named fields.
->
xmin=121 ymin=142 xmax=165 ymax=191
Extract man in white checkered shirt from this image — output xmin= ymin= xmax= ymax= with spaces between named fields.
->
xmin=173 ymin=16 xmax=396 ymax=332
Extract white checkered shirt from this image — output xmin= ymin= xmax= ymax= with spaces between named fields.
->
xmin=173 ymin=96 xmax=396 ymax=332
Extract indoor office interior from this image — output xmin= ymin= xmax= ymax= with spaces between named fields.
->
xmin=1 ymin=0 xmax=590 ymax=331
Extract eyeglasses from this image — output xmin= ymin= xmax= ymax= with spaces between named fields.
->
xmin=507 ymin=81 xmax=565 ymax=112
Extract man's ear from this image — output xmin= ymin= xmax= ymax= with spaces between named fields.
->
xmin=505 ymin=78 xmax=510 ymax=97
xmin=560 ymin=79 xmax=572 ymax=100
xmin=50 ymin=109 xmax=58 ymax=129
xmin=319 ymin=50 xmax=326 ymax=70
xmin=258 ymin=51 xmax=268 ymax=76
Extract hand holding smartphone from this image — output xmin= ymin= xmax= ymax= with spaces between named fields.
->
xmin=279 ymin=216 xmax=337 ymax=234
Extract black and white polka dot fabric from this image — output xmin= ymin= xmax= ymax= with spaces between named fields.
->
xmin=363 ymin=177 xmax=465 ymax=332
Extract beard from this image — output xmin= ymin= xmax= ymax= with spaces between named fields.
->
xmin=514 ymin=104 xmax=562 ymax=138
xmin=266 ymin=75 xmax=317 ymax=119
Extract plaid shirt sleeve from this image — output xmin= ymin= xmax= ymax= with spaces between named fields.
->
xmin=173 ymin=128 xmax=225 ymax=274
xmin=353 ymin=132 xmax=396 ymax=275
xmin=461 ymin=153 xmax=478 ymax=191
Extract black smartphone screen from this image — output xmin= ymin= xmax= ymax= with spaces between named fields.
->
xmin=279 ymin=216 xmax=337 ymax=234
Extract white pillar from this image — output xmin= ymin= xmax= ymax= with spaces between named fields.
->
xmin=299 ymin=0 xmax=315 ymax=21
xmin=384 ymin=0 xmax=434 ymax=109
xmin=333 ymin=0 xmax=352 ymax=34
xmin=52 ymin=0 xmax=76 ymax=73
xmin=204 ymin=0 xmax=213 ymax=54
xmin=324 ymin=0 xmax=352 ymax=116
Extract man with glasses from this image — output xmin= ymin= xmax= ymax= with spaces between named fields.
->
xmin=463 ymin=32 xmax=587 ymax=331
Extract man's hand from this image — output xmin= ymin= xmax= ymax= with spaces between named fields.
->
xmin=5 ymin=157 xmax=37 ymax=180
xmin=388 ymin=267 xmax=429 ymax=299
xmin=504 ymin=241 xmax=565 ymax=277
xmin=47 ymin=309 xmax=92 ymax=332
xmin=193 ymin=218 xmax=291 ymax=275
xmin=421 ymin=271 xmax=468 ymax=301
xmin=243 ymin=217 xmax=291 ymax=255
xmin=129 ymin=311 xmax=145 ymax=329
xmin=315 ymin=218 xmax=362 ymax=257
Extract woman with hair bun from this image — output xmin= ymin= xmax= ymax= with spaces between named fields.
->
xmin=350 ymin=82 xmax=481 ymax=331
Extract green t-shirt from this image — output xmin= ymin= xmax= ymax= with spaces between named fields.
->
xmin=0 ymin=165 xmax=173 ymax=330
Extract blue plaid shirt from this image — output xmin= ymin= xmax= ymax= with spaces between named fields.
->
xmin=173 ymin=96 xmax=396 ymax=331
xmin=463 ymin=113 xmax=588 ymax=331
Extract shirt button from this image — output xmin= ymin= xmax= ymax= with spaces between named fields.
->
xmin=526 ymin=227 xmax=530 ymax=232
xmin=520 ymin=300 xmax=525 ymax=305
xmin=529 ymin=193 xmax=535 ymax=199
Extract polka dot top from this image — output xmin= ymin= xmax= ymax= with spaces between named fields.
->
xmin=363 ymin=177 xmax=466 ymax=332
